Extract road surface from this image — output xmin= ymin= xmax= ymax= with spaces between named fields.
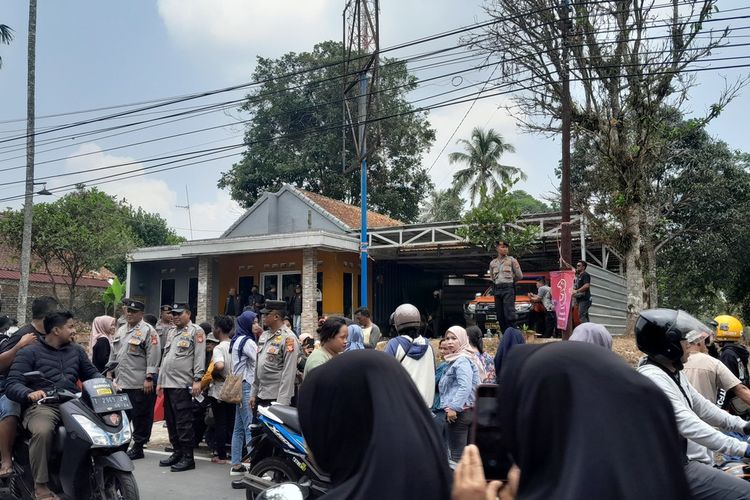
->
xmin=134 ymin=451 xmax=245 ymax=499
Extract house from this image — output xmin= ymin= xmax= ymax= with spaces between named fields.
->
xmin=126 ymin=184 xmax=402 ymax=335
xmin=0 ymin=243 xmax=114 ymax=320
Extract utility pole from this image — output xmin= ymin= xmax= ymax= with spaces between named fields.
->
xmin=17 ymin=0 xmax=37 ymax=324
xmin=560 ymin=0 xmax=573 ymax=339
xmin=343 ymin=0 xmax=379 ymax=309
xmin=176 ymin=185 xmax=193 ymax=240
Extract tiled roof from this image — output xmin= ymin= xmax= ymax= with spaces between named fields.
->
xmin=298 ymin=189 xmax=403 ymax=230
xmin=0 ymin=243 xmax=113 ymax=287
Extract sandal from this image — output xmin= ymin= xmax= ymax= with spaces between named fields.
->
xmin=34 ymin=493 xmax=59 ymax=500
xmin=0 ymin=466 xmax=13 ymax=478
xmin=211 ymin=457 xmax=227 ymax=464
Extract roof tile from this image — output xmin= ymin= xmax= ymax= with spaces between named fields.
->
xmin=298 ymin=189 xmax=403 ymax=229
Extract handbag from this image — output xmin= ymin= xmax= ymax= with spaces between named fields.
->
xmin=219 ymin=373 xmax=243 ymax=404
xmin=532 ymin=302 xmax=545 ymax=313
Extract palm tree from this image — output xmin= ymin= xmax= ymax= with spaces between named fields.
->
xmin=449 ymin=127 xmax=525 ymax=206
xmin=0 ymin=24 xmax=13 ymax=68
xmin=420 ymin=187 xmax=463 ymax=222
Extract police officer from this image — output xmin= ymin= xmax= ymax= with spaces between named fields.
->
xmin=157 ymin=303 xmax=206 ymax=472
xmin=487 ymin=240 xmax=523 ymax=333
xmin=155 ymin=304 xmax=174 ymax=348
xmin=250 ymin=300 xmax=299 ymax=410
xmin=107 ymin=299 xmax=161 ymax=460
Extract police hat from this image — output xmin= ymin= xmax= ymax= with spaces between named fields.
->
xmin=171 ymin=303 xmax=190 ymax=314
xmin=124 ymin=299 xmax=145 ymax=312
xmin=206 ymin=332 xmax=220 ymax=343
xmin=260 ymin=300 xmax=287 ymax=315
xmin=160 ymin=304 xmax=173 ymax=312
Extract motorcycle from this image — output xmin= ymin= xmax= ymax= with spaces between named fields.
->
xmin=239 ymin=404 xmax=329 ymax=500
xmin=0 ymin=367 xmax=139 ymax=500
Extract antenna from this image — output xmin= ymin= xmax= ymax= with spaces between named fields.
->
xmin=176 ymin=185 xmax=193 ymax=240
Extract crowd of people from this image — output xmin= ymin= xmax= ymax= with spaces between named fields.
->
xmin=3 ymin=289 xmax=750 ymax=499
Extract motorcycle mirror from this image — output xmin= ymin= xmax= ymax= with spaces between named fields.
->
xmin=257 ymin=483 xmax=304 ymax=500
xmin=103 ymin=361 xmax=119 ymax=373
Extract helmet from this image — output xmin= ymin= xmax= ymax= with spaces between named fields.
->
xmin=392 ymin=304 xmax=421 ymax=333
xmin=714 ymin=315 xmax=744 ymax=342
xmin=635 ymin=309 xmax=711 ymax=366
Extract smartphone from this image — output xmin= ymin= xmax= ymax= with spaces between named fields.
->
xmin=470 ymin=384 xmax=512 ymax=480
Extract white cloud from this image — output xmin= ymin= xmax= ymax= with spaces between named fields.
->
xmin=61 ymin=143 xmax=241 ymax=240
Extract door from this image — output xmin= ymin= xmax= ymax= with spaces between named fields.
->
xmin=343 ymin=273 xmax=353 ymax=318
xmin=188 ymin=277 xmax=198 ymax=323
xmin=238 ymin=276 xmax=254 ymax=310
xmin=281 ymin=273 xmax=302 ymax=308
xmin=160 ymin=279 xmax=175 ymax=307
xmin=262 ymin=274 xmax=279 ymax=300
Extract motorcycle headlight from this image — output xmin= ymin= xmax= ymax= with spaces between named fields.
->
xmin=467 ymin=303 xmax=476 ymax=313
xmin=515 ymin=303 xmax=531 ymax=312
xmin=73 ymin=413 xmax=131 ymax=448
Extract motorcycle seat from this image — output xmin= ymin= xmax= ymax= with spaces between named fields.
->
xmin=267 ymin=405 xmax=302 ymax=435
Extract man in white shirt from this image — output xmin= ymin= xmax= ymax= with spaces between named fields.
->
xmin=635 ymin=308 xmax=750 ymax=499
xmin=354 ymin=307 xmax=381 ymax=348
xmin=384 ymin=304 xmax=434 ymax=407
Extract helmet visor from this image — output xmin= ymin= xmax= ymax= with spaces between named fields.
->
xmin=671 ymin=310 xmax=712 ymax=340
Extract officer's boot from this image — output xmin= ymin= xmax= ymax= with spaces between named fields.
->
xmin=170 ymin=450 xmax=195 ymax=472
xmin=159 ymin=450 xmax=182 ymax=467
xmin=127 ymin=444 xmax=145 ymax=460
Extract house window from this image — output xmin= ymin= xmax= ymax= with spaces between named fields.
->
xmin=261 ymin=271 xmax=301 ymax=303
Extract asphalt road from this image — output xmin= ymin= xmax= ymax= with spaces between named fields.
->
xmin=134 ymin=451 xmax=245 ymax=499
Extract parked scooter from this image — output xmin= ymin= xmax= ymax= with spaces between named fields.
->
xmin=238 ymin=404 xmax=329 ymax=500
xmin=0 ymin=366 xmax=139 ymax=500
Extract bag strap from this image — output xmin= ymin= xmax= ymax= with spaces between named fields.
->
xmin=646 ymin=359 xmax=692 ymax=409
xmin=232 ymin=336 xmax=252 ymax=375
xmin=398 ymin=337 xmax=415 ymax=364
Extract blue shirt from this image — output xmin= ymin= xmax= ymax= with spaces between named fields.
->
xmin=439 ymin=356 xmax=479 ymax=412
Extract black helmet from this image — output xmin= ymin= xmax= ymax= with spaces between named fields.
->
xmin=636 ymin=309 xmax=711 ymax=365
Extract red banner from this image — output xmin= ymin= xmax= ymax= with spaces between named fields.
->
xmin=550 ymin=270 xmax=576 ymax=330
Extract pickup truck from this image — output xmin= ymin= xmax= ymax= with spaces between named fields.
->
xmin=464 ymin=275 xmax=548 ymax=334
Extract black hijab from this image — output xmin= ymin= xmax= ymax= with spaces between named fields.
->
xmin=298 ymin=350 xmax=451 ymax=500
xmin=498 ymin=342 xmax=691 ymax=500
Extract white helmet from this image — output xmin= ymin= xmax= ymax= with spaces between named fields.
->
xmin=393 ymin=304 xmax=421 ymax=333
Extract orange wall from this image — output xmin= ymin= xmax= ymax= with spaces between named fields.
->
xmin=217 ymin=249 xmax=371 ymax=317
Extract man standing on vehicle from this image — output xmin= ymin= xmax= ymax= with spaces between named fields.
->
xmin=572 ymin=260 xmax=592 ymax=323
xmin=488 ymin=240 xmax=523 ymax=333
xmin=0 ymin=296 xmax=58 ymax=479
xmin=250 ymin=300 xmax=299 ymax=410
xmin=6 ymin=311 xmax=101 ymax=500
xmin=107 ymin=299 xmax=161 ymax=460
xmin=157 ymin=303 xmax=206 ymax=472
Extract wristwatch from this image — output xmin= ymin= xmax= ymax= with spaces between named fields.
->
xmin=193 ymin=376 xmax=202 ymax=383
xmin=145 ymin=376 xmax=153 ymax=382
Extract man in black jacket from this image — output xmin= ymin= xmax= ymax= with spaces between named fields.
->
xmin=6 ymin=311 xmax=101 ymax=500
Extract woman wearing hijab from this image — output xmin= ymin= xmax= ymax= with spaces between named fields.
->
xmin=345 ymin=324 xmax=366 ymax=351
xmin=299 ymin=350 xmax=452 ymax=500
xmin=454 ymin=341 xmax=692 ymax=500
xmin=89 ymin=315 xmax=116 ymax=372
xmin=229 ymin=310 xmax=260 ymax=476
xmin=494 ymin=327 xmax=525 ymax=377
xmin=570 ymin=322 xmax=613 ymax=350
xmin=440 ymin=326 xmax=483 ymax=461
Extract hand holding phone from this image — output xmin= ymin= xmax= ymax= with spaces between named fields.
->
xmin=470 ymin=384 xmax=513 ymax=481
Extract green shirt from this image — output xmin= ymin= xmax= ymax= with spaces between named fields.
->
xmin=303 ymin=348 xmax=333 ymax=379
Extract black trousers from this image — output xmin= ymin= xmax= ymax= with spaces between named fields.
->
xmin=163 ymin=388 xmax=195 ymax=457
xmin=124 ymin=388 xmax=156 ymax=448
xmin=211 ymin=399 xmax=235 ymax=460
xmin=529 ymin=310 xmax=556 ymax=338
xmin=446 ymin=409 xmax=474 ymax=462
xmin=493 ymin=284 xmax=516 ymax=333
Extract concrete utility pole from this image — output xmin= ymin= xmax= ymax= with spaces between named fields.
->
xmin=560 ymin=0 xmax=573 ymax=339
xmin=17 ymin=0 xmax=37 ymax=324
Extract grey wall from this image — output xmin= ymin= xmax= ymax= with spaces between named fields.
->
xmin=588 ymin=264 xmax=627 ymax=335
xmin=226 ymin=190 xmax=345 ymax=237
xmin=128 ymin=258 xmax=199 ymax=315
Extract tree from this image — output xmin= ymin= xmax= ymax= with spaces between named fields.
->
xmin=508 ymin=190 xmax=553 ymax=214
xmin=449 ymin=127 xmax=523 ymax=206
xmin=420 ymin=187 xmax=464 ymax=222
xmin=474 ymin=0 xmax=743 ymax=332
xmin=0 ymin=24 xmax=13 ymax=69
xmin=458 ymin=182 xmax=539 ymax=254
xmin=218 ymin=40 xmax=435 ymax=223
xmin=0 ymin=189 xmax=135 ymax=310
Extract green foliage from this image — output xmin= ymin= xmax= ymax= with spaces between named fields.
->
xmin=449 ymin=127 xmax=524 ymax=206
xmin=0 ymin=24 xmax=13 ymax=69
xmin=218 ymin=40 xmax=435 ymax=223
xmin=102 ymin=277 xmax=125 ymax=316
xmin=420 ymin=187 xmax=464 ymax=222
xmin=458 ymin=182 xmax=539 ymax=254
xmin=508 ymin=190 xmax=553 ymax=214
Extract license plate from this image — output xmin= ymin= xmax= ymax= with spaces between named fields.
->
xmin=91 ymin=394 xmax=132 ymax=413
xmin=485 ymin=322 xmax=499 ymax=330
xmin=487 ymin=314 xmax=497 ymax=321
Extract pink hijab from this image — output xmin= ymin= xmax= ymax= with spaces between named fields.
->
xmin=444 ymin=326 xmax=486 ymax=381
xmin=89 ymin=315 xmax=115 ymax=356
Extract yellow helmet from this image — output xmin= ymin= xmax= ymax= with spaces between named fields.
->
xmin=714 ymin=315 xmax=744 ymax=342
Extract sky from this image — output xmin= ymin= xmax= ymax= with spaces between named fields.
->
xmin=0 ymin=0 xmax=748 ymax=240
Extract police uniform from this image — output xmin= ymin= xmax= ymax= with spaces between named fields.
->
xmin=108 ymin=299 xmax=161 ymax=457
xmin=251 ymin=301 xmax=299 ymax=406
xmin=488 ymin=245 xmax=523 ymax=333
xmin=155 ymin=304 xmax=174 ymax=348
xmin=158 ymin=303 xmax=206 ymax=469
